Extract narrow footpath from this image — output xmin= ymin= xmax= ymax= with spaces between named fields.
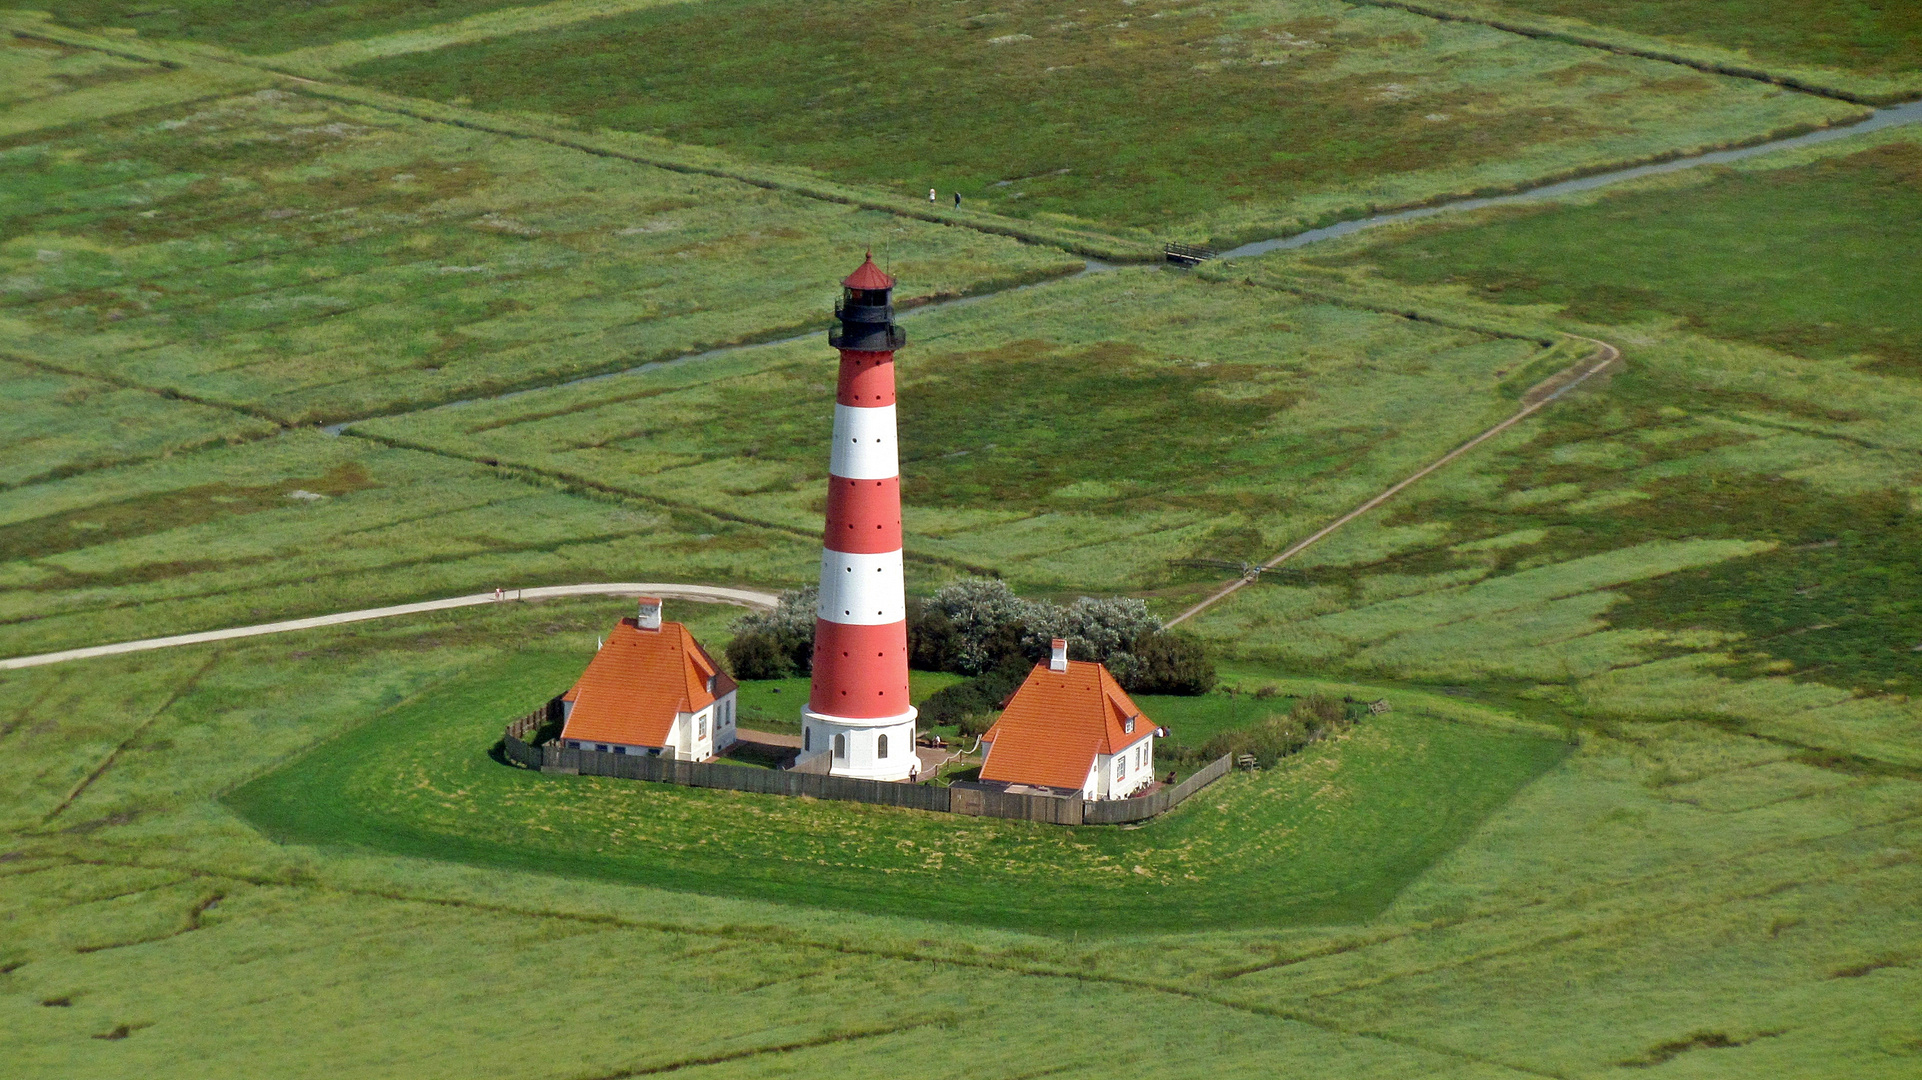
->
xmin=0 ymin=583 xmax=776 ymax=671
xmin=1166 ymin=336 xmax=1623 ymax=627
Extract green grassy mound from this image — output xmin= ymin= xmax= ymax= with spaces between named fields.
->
xmin=225 ymin=647 xmax=1569 ymax=933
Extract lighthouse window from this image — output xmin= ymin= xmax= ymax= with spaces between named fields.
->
xmin=877 ymin=734 xmax=889 ymax=759
xmin=834 ymin=734 xmax=847 ymax=759
xmin=804 ymin=727 xmax=811 ymax=752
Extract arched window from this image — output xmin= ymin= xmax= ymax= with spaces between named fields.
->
xmin=834 ymin=733 xmax=847 ymax=759
xmin=877 ymin=734 xmax=889 ymax=759
xmin=804 ymin=726 xmax=811 ymax=752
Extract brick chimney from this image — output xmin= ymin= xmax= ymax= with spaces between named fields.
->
xmin=1050 ymin=637 xmax=1068 ymax=673
xmin=637 ymin=597 xmax=662 ymax=630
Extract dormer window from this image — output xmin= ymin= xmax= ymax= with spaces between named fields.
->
xmin=1124 ymin=716 xmax=1136 ymax=735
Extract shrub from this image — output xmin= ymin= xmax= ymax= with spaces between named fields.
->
xmin=920 ymin=578 xmax=1033 ymax=674
xmin=915 ymin=577 xmax=1213 ymax=693
xmin=917 ymin=659 xmax=1028 ymax=737
xmin=725 ymin=631 xmax=793 ymax=680
xmin=1118 ymin=629 xmax=1216 ymax=695
xmin=725 ymin=587 xmax=817 ymax=678
xmin=1201 ymin=694 xmax=1357 ymax=768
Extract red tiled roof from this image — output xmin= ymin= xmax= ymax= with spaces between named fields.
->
xmin=980 ymin=660 xmax=1153 ymax=791
xmin=842 ymin=254 xmax=895 ymax=291
xmin=559 ymin=618 xmax=735 ymax=748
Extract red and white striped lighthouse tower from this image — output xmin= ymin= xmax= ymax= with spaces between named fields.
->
xmin=803 ymin=255 xmax=916 ymax=780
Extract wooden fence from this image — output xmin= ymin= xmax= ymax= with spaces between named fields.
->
xmin=499 ymin=701 xmax=1230 ymax=826
xmin=1083 ymin=755 xmax=1233 ymax=824
xmin=949 ymin=783 xmax=1086 ymax=825
xmin=521 ymin=738 xmax=954 ymax=812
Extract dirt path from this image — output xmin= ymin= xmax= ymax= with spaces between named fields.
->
xmin=0 ymin=583 xmax=777 ymax=671
xmin=1166 ymin=335 xmax=1622 ymax=627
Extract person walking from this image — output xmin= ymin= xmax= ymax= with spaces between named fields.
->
xmin=929 ymin=187 xmax=937 ymax=204
xmin=953 ymin=191 xmax=962 ymax=209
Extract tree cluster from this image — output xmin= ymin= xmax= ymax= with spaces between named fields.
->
xmin=906 ymin=578 xmax=1214 ymax=695
xmin=723 ymin=579 xmax=1216 ymax=716
xmin=722 ymin=587 xmax=819 ymax=680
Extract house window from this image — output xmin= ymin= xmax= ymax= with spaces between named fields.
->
xmin=1124 ymin=716 xmax=1135 ymax=735
xmin=698 ymin=715 xmax=707 ymax=739
xmin=804 ymin=726 xmax=811 ymax=751
xmin=834 ymin=733 xmax=847 ymax=759
xmin=1136 ymin=745 xmax=1145 ymax=770
xmin=597 ymin=744 xmax=609 ymax=753
xmin=1116 ymin=756 xmax=1127 ymax=780
xmin=567 ymin=740 xmax=580 ymax=749
xmin=877 ymin=733 xmax=889 ymax=759
xmin=615 ymin=746 xmax=627 ymax=755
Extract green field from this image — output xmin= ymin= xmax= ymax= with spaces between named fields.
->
xmin=346 ymin=0 xmax=1856 ymax=241
xmin=0 ymin=90 xmax=1079 ymax=425
xmin=7 ymin=0 xmax=1922 ymax=1074
xmin=4 ymin=606 xmax=1917 ymax=1076
xmin=349 ymin=266 xmax=1558 ymax=590
xmin=1471 ymin=0 xmax=1922 ymax=79
xmin=1185 ymin=127 xmax=1922 ymax=769
xmin=1308 ymin=136 xmax=1922 ymax=374
xmin=223 ymin=643 xmax=1569 ymax=932
xmin=33 ymin=0 xmax=545 ymax=53
xmin=0 ymin=429 xmax=816 ymax=659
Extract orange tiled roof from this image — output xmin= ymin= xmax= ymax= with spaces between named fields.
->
xmin=980 ymin=660 xmax=1153 ymax=791
xmin=559 ymin=618 xmax=735 ymax=748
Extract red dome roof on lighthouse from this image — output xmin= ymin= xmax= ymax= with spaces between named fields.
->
xmin=842 ymin=253 xmax=895 ymax=290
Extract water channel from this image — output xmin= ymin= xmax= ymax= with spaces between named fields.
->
xmin=324 ymin=99 xmax=1922 ymax=436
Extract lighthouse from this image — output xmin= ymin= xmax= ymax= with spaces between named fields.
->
xmin=802 ymin=255 xmax=916 ymax=781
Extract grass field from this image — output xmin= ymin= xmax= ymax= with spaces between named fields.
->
xmin=0 ymin=89 xmax=1080 ymax=425
xmin=33 ymin=0 xmax=547 ymax=53
xmin=3 ymin=607 xmax=1917 ymax=1076
xmin=1186 ymin=127 xmax=1922 ymax=769
xmin=1306 ymin=134 xmax=1922 ymax=375
xmin=7 ymin=4 xmax=1922 ymax=1074
xmin=350 ymin=266 xmax=1555 ymax=590
xmin=346 ymin=0 xmax=1857 ymax=242
xmin=0 ymin=429 xmax=815 ymax=659
xmin=1468 ymin=0 xmax=1922 ymax=80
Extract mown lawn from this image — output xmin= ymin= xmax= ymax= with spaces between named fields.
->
xmin=224 ymin=646 xmax=1569 ymax=932
xmin=346 ymin=0 xmax=1852 ymax=239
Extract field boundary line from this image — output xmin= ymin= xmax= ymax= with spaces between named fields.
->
xmin=341 ymin=427 xmax=1006 ymax=576
xmin=39 ymin=653 xmax=221 ymax=823
xmin=1 ymin=15 xmax=1153 ymax=261
xmin=0 ymin=583 xmax=775 ymax=671
xmin=1348 ymin=0 xmax=1918 ymax=106
xmin=262 ymin=0 xmax=709 ymax=76
xmin=1168 ymin=335 xmax=1621 ymax=627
